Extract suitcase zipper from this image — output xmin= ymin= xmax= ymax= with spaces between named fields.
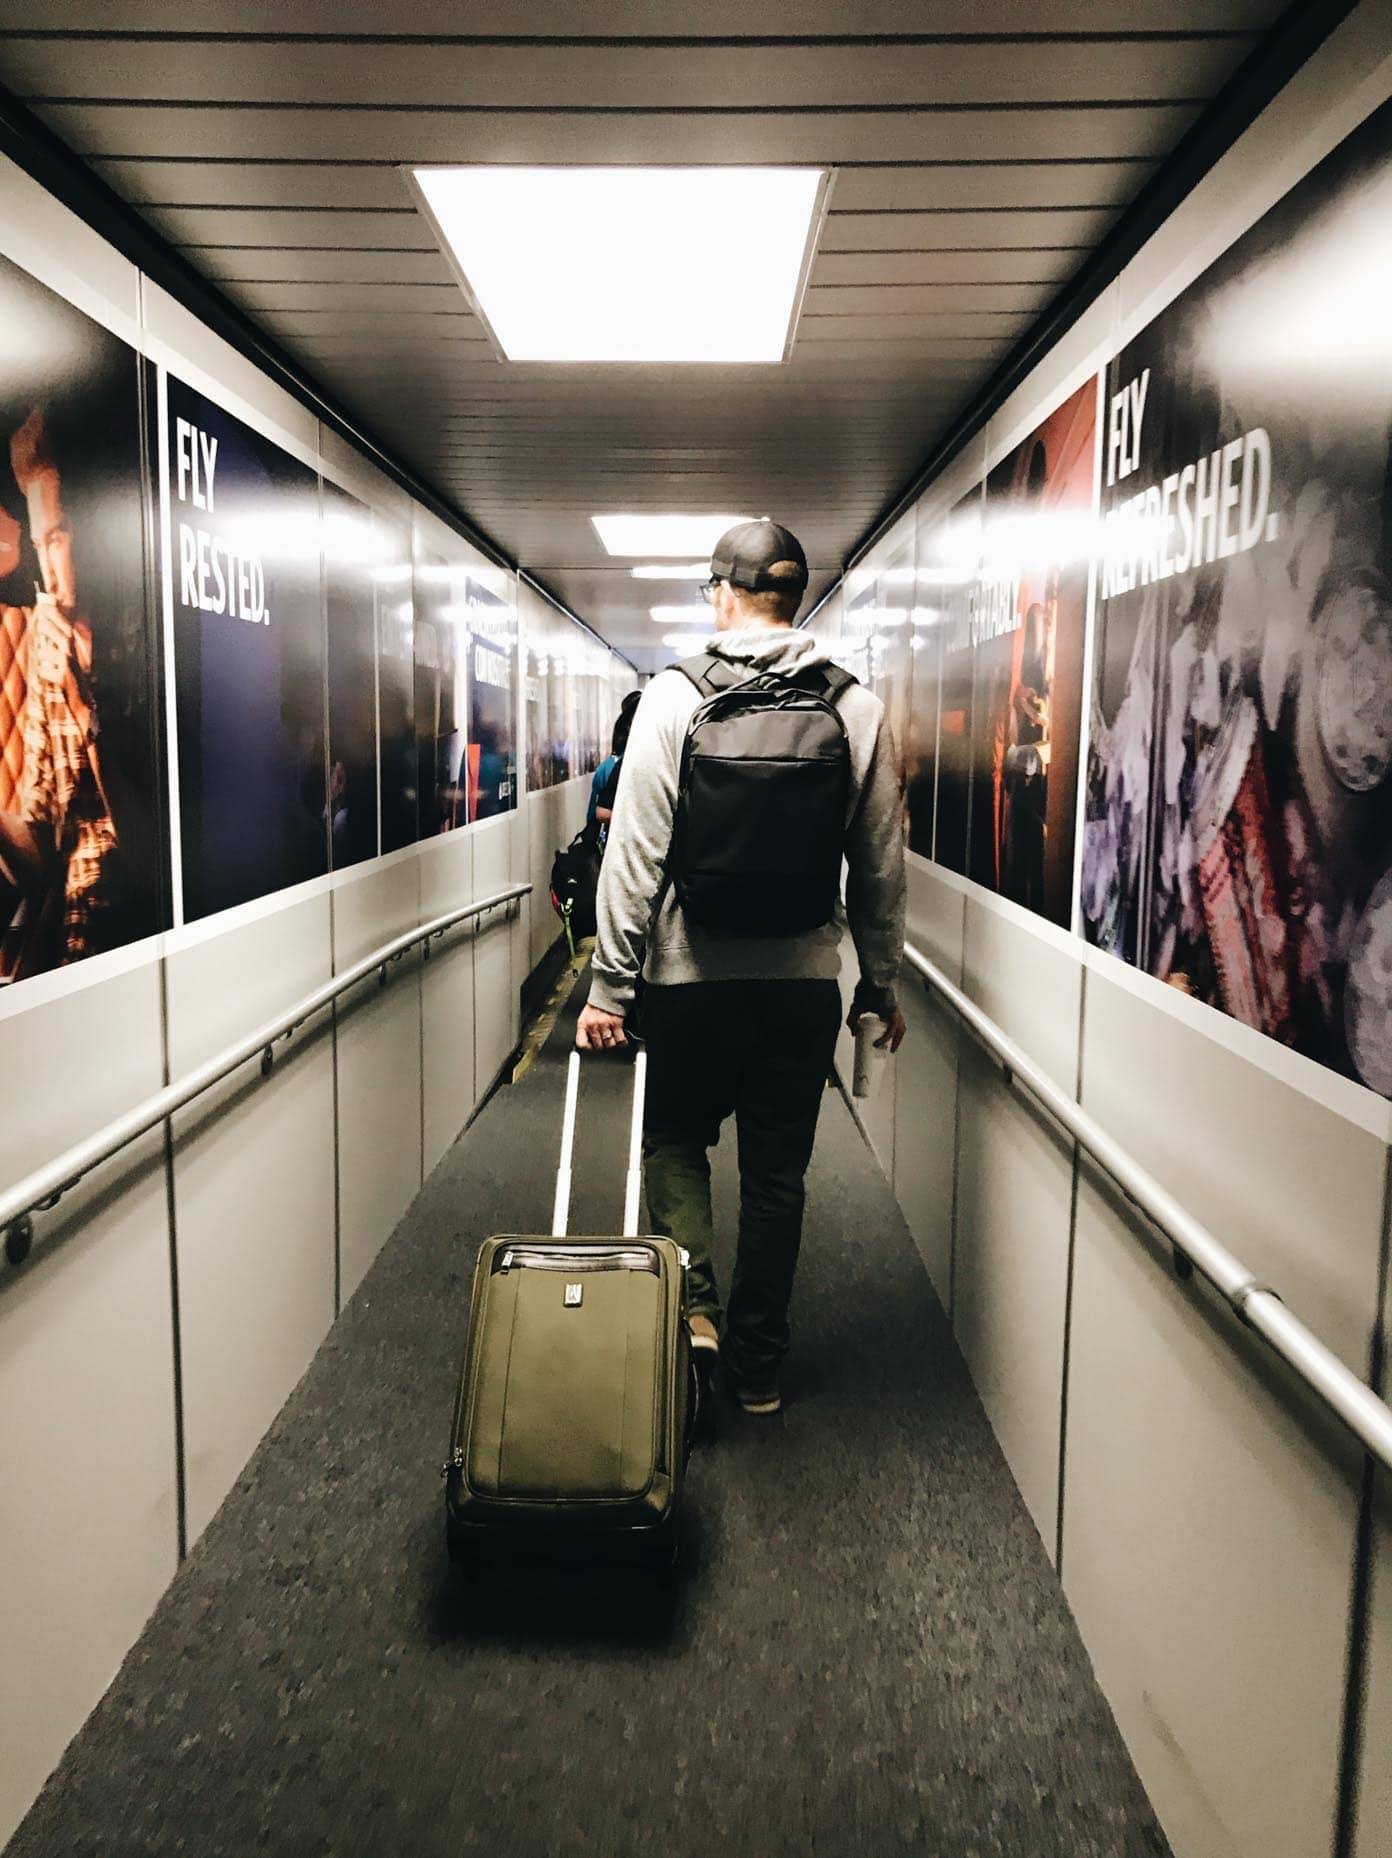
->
xmin=496 ymin=1245 xmax=658 ymax=1275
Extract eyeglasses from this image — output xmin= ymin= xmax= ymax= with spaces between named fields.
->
xmin=699 ymin=577 xmax=722 ymax=604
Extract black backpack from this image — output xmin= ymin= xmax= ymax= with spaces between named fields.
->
xmin=550 ymin=823 xmax=601 ymax=955
xmin=669 ymin=652 xmax=857 ymax=935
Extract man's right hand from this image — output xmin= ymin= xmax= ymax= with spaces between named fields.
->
xmin=848 ymin=1003 xmax=907 ymax=1053
xmin=576 ymin=1003 xmax=627 ymax=1052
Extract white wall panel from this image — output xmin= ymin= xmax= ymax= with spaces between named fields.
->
xmin=141 ymin=278 xmax=318 ymax=456
xmin=1062 ymin=967 xmax=1387 ymax=1858
xmin=527 ymin=787 xmax=559 ymax=974
xmin=894 ymin=858 xmax=967 ymax=1307
xmin=166 ymin=894 xmax=337 ymax=1544
xmin=1065 ymin=1163 xmax=1360 ymax=1858
xmin=418 ymin=830 xmax=476 ymax=1174
xmin=472 ymin=815 xmax=518 ymax=1099
xmin=316 ymin=419 xmax=413 ymax=525
xmin=951 ymin=896 xmax=1080 ymax=1556
xmin=0 ymin=152 xmax=142 ymax=342
xmin=331 ymin=859 xmax=424 ymax=1307
xmin=1114 ymin=1 xmax=1392 ymax=354
xmin=1358 ymin=1208 xmax=1392 ymax=1858
xmin=508 ymin=803 xmax=533 ymax=1001
xmin=0 ymin=966 xmax=176 ymax=1852
xmin=1077 ymin=968 xmax=1386 ymax=1380
xmin=1350 ymin=1142 xmax=1389 ymax=1858
xmin=1361 ymin=1454 xmax=1392 ymax=1858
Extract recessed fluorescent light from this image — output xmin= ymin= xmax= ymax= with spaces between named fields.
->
xmin=662 ymin=631 xmax=711 ymax=649
xmin=593 ymin=513 xmax=750 ymax=557
xmin=650 ymin=605 xmax=708 ymax=625
xmin=631 ymin=562 xmax=710 ymax=581
xmin=411 ymin=167 xmax=827 ymax=364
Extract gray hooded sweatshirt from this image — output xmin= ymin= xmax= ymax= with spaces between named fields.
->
xmin=588 ymin=625 xmax=906 ymax=1015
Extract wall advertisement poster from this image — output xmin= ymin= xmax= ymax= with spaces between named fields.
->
xmin=0 ymin=256 xmax=166 ymax=982
xmin=970 ymin=378 xmax=1097 ymax=926
xmin=323 ymin=484 xmax=380 ymax=871
xmin=463 ymin=573 xmax=517 ymax=821
xmin=165 ymin=375 xmax=327 ymax=921
xmin=1082 ymin=99 xmax=1392 ymax=1097
xmin=374 ymin=522 xmax=416 ymax=855
xmin=902 ymin=379 xmax=1097 ymax=929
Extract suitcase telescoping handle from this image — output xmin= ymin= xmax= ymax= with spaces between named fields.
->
xmin=551 ymin=1046 xmax=648 ymax=1239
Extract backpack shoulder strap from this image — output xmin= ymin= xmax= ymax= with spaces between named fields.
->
xmin=782 ymin=660 xmax=857 ymax=703
xmin=676 ymin=653 xmax=742 ymax=696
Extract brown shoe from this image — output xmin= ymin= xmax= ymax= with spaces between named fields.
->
xmin=689 ymin=1313 xmax=720 ymax=1356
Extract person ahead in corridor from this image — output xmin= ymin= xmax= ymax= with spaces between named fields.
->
xmin=575 ymin=519 xmax=906 ymax=1415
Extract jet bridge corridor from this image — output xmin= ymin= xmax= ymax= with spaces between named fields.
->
xmin=5 ymin=980 xmax=1165 ymax=1858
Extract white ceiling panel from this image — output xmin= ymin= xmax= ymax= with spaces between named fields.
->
xmin=34 ymin=101 xmax=1206 ymax=166
xmin=0 ymin=36 xmax=1251 ymax=108
xmin=0 ymin=2 xmax=1293 ymax=30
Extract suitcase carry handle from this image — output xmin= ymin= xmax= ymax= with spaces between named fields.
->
xmin=553 ymin=1045 xmax=647 ymax=1239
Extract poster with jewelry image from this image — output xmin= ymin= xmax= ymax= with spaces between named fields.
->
xmin=0 ymin=255 xmax=165 ymax=984
xmin=1081 ymin=97 xmax=1392 ymax=1097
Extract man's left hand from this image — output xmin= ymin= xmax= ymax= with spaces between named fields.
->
xmin=576 ymin=1003 xmax=627 ymax=1052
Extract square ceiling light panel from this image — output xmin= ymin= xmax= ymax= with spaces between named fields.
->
xmin=591 ymin=513 xmax=751 ymax=557
xmin=410 ymin=167 xmax=830 ymax=363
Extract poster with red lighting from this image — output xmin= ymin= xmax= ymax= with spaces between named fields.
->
xmin=968 ymin=376 xmax=1097 ymax=926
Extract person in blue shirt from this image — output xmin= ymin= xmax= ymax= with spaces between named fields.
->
xmin=587 ymin=690 xmax=641 ymax=843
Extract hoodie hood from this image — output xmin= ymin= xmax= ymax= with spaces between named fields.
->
xmin=702 ymin=624 xmax=831 ymax=674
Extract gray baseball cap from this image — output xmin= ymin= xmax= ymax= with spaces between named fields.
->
xmin=710 ymin=518 xmax=809 ymax=595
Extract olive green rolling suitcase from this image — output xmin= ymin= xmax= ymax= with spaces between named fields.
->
xmin=444 ymin=1048 xmax=693 ymax=1570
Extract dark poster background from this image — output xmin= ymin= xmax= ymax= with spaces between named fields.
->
xmin=413 ymin=549 xmax=466 ymax=835
xmin=1082 ymin=97 xmax=1392 ymax=1097
xmin=969 ymin=376 xmax=1096 ymax=926
xmin=527 ymin=602 xmax=577 ymax=789
xmin=904 ymin=599 xmax=940 ymax=861
xmin=375 ymin=522 xmax=416 ymax=853
xmin=523 ymin=604 xmax=548 ymax=792
xmin=0 ymin=256 xmax=165 ymax=983
xmin=166 ymin=374 xmax=326 ymax=920
xmin=904 ymin=508 xmax=956 ymax=860
xmin=323 ymin=485 xmax=378 ymax=870
xmin=839 ymin=580 xmax=876 ymax=690
xmin=927 ymin=492 xmax=983 ymax=877
xmin=464 ymin=575 xmax=516 ymax=820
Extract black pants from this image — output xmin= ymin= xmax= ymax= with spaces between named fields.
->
xmin=640 ymin=978 xmax=841 ymax=1374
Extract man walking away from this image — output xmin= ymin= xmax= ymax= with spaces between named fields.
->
xmin=576 ymin=519 xmax=906 ymax=1416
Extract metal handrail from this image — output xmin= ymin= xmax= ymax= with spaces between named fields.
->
xmin=903 ymin=940 xmax=1392 ymax=1479
xmin=1 ymin=882 xmax=531 ymax=1265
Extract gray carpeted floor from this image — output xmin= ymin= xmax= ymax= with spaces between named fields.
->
xmin=7 ymin=977 xmax=1170 ymax=1858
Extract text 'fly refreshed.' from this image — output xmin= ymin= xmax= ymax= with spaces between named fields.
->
xmin=1102 ymin=369 xmax=1280 ymax=598
xmin=173 ymin=416 xmax=272 ymax=626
